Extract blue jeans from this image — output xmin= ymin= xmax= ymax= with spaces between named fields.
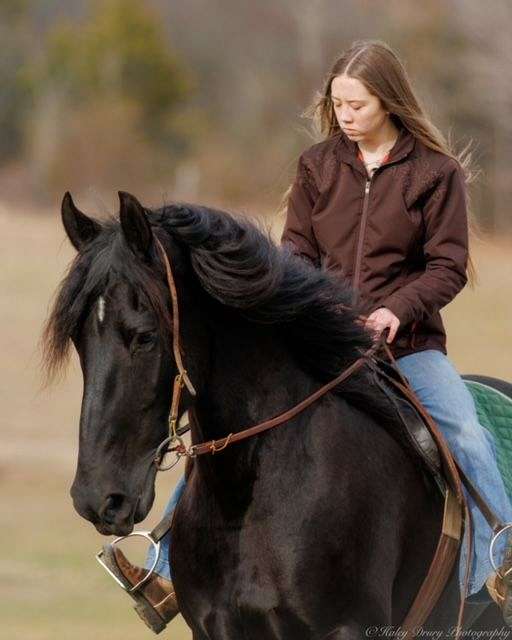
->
xmin=396 ymin=349 xmax=512 ymax=598
xmin=146 ymin=474 xmax=186 ymax=581
xmin=148 ymin=349 xmax=512 ymax=598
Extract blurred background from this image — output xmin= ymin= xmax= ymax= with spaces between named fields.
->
xmin=2 ymin=1 xmax=511 ymax=638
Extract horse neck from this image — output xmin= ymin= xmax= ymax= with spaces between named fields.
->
xmin=183 ymin=309 xmax=320 ymax=506
xmin=192 ymin=313 xmax=315 ymax=443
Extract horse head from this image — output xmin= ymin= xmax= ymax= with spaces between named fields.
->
xmin=44 ymin=190 xmax=373 ymax=537
xmin=54 ymin=191 xmax=201 ymax=536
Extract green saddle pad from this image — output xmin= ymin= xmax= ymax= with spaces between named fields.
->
xmin=465 ymin=380 xmax=512 ymax=503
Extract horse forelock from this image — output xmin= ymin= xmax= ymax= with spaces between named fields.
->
xmin=40 ymin=220 xmax=172 ymax=386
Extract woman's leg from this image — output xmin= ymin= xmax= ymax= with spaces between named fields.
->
xmin=395 ymin=349 xmax=512 ymax=597
xmin=145 ymin=474 xmax=187 ymax=581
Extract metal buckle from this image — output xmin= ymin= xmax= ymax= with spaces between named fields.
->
xmin=489 ymin=523 xmax=512 ymax=577
xmin=96 ymin=531 xmax=161 ymax=593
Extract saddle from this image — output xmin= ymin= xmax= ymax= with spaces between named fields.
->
xmin=366 ymin=353 xmax=444 ymax=493
xmin=368 ymin=356 xmax=512 ymax=509
xmin=465 ymin=376 xmax=512 ymax=504
xmin=363 ymin=349 xmax=510 ymax=636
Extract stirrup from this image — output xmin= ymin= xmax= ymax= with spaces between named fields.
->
xmin=489 ymin=523 xmax=512 ymax=579
xmin=96 ymin=531 xmax=161 ymax=592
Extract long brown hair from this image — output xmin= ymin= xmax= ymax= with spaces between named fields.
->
xmin=278 ymin=38 xmax=479 ymax=286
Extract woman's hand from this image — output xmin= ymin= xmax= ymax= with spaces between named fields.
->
xmin=364 ymin=307 xmax=400 ymax=344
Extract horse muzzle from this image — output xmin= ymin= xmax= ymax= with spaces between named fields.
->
xmin=70 ymin=478 xmax=152 ymax=536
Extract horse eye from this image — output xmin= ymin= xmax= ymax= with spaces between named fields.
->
xmin=136 ymin=332 xmax=156 ymax=347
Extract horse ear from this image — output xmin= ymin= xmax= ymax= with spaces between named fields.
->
xmin=118 ymin=191 xmax=153 ymax=261
xmin=61 ymin=192 xmax=102 ymax=252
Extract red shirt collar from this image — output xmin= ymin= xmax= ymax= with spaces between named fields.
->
xmin=357 ymin=149 xmax=391 ymax=164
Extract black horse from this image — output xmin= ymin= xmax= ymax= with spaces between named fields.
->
xmin=42 ymin=191 xmax=506 ymax=638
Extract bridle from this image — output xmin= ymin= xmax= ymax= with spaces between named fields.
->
xmin=151 ymin=236 xmax=197 ymax=469
xmin=151 ymin=235 xmax=389 ymax=468
xmin=97 ymin=233 xmax=387 ymax=592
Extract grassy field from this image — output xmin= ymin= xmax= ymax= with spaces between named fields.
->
xmin=1 ymin=203 xmax=511 ymax=639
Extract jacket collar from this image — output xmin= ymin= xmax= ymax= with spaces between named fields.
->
xmin=335 ymin=123 xmax=416 ymax=175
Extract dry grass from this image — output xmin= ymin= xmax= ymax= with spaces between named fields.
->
xmin=1 ymin=203 xmax=510 ymax=639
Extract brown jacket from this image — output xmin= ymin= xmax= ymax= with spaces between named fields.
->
xmin=281 ymin=124 xmax=469 ymax=359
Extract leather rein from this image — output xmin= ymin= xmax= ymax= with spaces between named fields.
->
xmin=152 ymin=235 xmax=386 ymax=467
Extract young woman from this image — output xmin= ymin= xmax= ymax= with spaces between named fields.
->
xmin=102 ymin=39 xmax=512 ymax=630
xmin=278 ymin=39 xmax=512 ymax=616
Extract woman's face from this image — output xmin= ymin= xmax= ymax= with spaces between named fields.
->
xmin=330 ymin=74 xmax=388 ymax=141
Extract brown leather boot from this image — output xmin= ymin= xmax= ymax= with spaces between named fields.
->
xmin=487 ymin=536 xmax=512 ymax=627
xmin=100 ymin=544 xmax=180 ymax=634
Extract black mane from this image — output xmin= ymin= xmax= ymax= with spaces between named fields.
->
xmin=153 ymin=203 xmax=375 ymax=379
xmin=42 ymin=202 xmax=393 ymax=422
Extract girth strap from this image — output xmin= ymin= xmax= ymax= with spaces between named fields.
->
xmin=401 ymin=488 xmax=464 ymax=634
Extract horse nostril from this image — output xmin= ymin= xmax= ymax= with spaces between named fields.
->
xmin=100 ymin=493 xmax=128 ymax=524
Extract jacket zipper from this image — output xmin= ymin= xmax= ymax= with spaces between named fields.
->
xmin=351 ymin=176 xmax=372 ymax=303
xmin=350 ymin=153 xmax=406 ymax=303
